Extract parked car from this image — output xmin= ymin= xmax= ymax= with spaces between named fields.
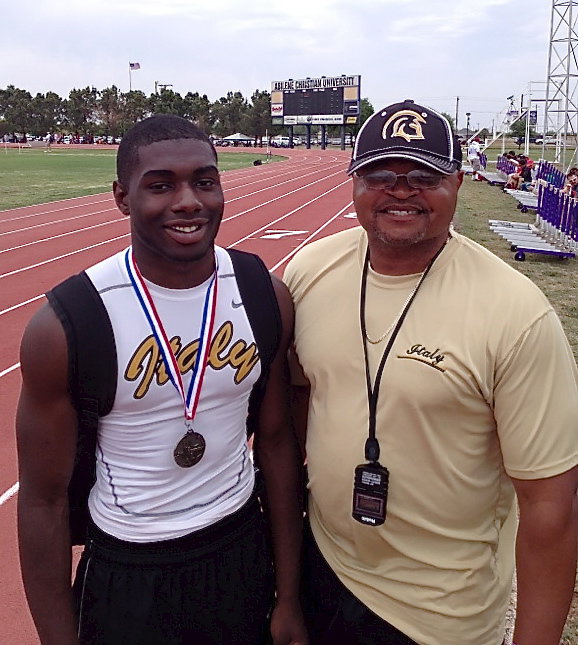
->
xmin=270 ymin=136 xmax=292 ymax=148
xmin=535 ymin=137 xmax=558 ymax=145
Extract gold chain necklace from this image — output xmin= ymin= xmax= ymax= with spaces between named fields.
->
xmin=364 ymin=274 xmax=425 ymax=344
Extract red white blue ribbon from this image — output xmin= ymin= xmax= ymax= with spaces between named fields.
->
xmin=125 ymin=248 xmax=219 ymax=425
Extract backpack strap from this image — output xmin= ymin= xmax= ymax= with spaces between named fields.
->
xmin=46 ymin=271 xmax=117 ymax=545
xmin=227 ymin=249 xmax=282 ymax=437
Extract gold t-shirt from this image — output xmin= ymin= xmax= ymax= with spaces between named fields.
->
xmin=284 ymin=228 xmax=578 ymax=645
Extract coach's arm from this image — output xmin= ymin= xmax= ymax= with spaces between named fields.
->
xmin=512 ymin=466 xmax=578 ymax=645
xmin=16 ymin=303 xmax=80 ymax=645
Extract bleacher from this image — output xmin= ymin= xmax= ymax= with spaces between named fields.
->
xmin=487 ymin=155 xmax=541 ymax=211
xmin=488 ymin=163 xmax=578 ymax=261
xmin=502 ymin=188 xmax=539 ymax=213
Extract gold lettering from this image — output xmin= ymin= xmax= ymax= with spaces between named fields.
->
xmin=227 ymin=341 xmax=260 ymax=383
xmin=177 ymin=338 xmax=199 ymax=375
xmin=125 ymin=322 xmax=261 ymax=399
xmin=209 ymin=322 xmax=234 ymax=369
xmin=125 ymin=336 xmax=161 ymax=399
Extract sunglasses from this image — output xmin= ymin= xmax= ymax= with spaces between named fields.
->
xmin=355 ymin=169 xmax=445 ymax=190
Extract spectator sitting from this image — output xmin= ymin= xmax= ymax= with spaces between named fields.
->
xmin=523 ymin=154 xmax=535 ymax=170
xmin=562 ymin=167 xmax=578 ymax=197
xmin=506 ymin=156 xmax=531 ymax=190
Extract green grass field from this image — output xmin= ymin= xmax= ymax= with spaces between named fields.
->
xmin=1 ymin=147 xmax=576 ymax=642
xmin=0 ymin=147 xmax=279 ymax=210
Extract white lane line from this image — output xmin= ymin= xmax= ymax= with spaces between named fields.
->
xmin=0 ymin=364 xmax=21 ymax=507
xmin=0 ymin=234 xmax=129 ymax=280
xmin=223 ymin=170 xmax=347 ymax=223
xmin=223 ymin=161 xmax=344 ymax=192
xmin=229 ymin=179 xmax=351 ymax=247
xmin=0 ymin=194 xmax=113 ymax=219
xmin=0 ymin=295 xmax=45 ymax=317
xmin=270 ymin=201 xmax=354 ymax=272
xmin=0 ymin=207 xmax=117 ymax=237
xmin=0 ymin=217 xmax=127 ymax=254
xmin=0 ymin=362 xmax=20 ymax=378
xmin=0 ymin=483 xmax=19 ymax=506
xmin=225 ymin=165 xmax=343 ymax=204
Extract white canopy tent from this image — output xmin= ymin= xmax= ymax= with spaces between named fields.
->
xmin=223 ymin=133 xmax=253 ymax=142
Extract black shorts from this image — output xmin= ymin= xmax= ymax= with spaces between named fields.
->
xmin=73 ymin=492 xmax=274 ymax=645
xmin=301 ymin=521 xmax=417 ymax=645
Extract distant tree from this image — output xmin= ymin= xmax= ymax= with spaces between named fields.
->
xmin=119 ymin=90 xmax=151 ymax=133
xmin=150 ymin=89 xmax=187 ymax=117
xmin=350 ymin=98 xmax=374 ymax=137
xmin=64 ymin=87 xmax=98 ymax=134
xmin=211 ymin=91 xmax=248 ymax=137
xmin=441 ymin=112 xmax=456 ymax=132
xmin=182 ymin=92 xmax=213 ymax=133
xmin=29 ymin=91 xmax=63 ymax=136
xmin=242 ymin=90 xmax=271 ymax=142
xmin=509 ymin=118 xmax=535 ymax=140
xmin=0 ymin=85 xmax=34 ymax=135
xmin=96 ymin=86 xmax=125 ymax=137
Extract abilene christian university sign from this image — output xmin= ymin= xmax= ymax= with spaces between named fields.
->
xmin=270 ymin=75 xmax=361 ymax=126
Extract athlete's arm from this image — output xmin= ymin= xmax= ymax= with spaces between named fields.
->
xmin=289 ymin=374 xmax=310 ymax=461
xmin=16 ymin=303 xmax=80 ymax=645
xmin=511 ymin=467 xmax=578 ymax=645
xmin=253 ymin=275 xmax=308 ymax=645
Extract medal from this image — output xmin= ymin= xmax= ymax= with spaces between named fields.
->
xmin=126 ymin=248 xmax=219 ymax=468
xmin=174 ymin=430 xmax=206 ymax=468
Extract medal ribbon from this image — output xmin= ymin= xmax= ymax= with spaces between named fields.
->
xmin=125 ymin=248 xmax=218 ymax=425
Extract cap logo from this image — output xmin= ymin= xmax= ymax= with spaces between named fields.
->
xmin=382 ymin=109 xmax=427 ymax=143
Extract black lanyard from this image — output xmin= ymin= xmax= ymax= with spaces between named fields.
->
xmin=359 ymin=242 xmax=446 ymax=463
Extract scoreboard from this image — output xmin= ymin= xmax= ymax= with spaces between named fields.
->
xmin=271 ymin=75 xmax=361 ymax=126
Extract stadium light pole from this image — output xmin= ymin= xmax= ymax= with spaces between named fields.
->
xmin=466 ymin=112 xmax=471 ymax=141
xmin=155 ymin=82 xmax=173 ymax=94
xmin=455 ymin=96 xmax=459 ymax=132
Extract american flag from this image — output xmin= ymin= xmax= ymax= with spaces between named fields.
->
xmin=129 ymin=62 xmax=141 ymax=70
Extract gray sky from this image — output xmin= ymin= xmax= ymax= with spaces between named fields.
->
xmin=3 ymin=0 xmax=553 ymax=131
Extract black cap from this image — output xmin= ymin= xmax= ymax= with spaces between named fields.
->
xmin=348 ymin=99 xmax=462 ymax=175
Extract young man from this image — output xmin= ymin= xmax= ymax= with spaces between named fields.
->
xmin=17 ymin=115 xmax=307 ymax=645
xmin=285 ymin=100 xmax=578 ymax=645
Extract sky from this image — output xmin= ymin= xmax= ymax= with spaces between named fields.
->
xmin=2 ymin=0 xmax=555 ymax=132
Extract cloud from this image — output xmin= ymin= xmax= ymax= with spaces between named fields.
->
xmin=0 ymin=0 xmax=559 ymax=129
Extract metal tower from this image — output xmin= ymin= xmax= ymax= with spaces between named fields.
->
xmin=543 ymin=0 xmax=578 ymax=167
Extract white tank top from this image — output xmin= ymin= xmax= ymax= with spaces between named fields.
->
xmin=86 ymin=246 xmax=260 ymax=542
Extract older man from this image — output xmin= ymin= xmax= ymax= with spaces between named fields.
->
xmin=285 ymin=99 xmax=578 ymax=645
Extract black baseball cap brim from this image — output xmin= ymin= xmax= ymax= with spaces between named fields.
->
xmin=348 ymin=148 xmax=461 ymax=176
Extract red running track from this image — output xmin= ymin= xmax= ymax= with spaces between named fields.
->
xmin=0 ymin=147 xmax=359 ymax=643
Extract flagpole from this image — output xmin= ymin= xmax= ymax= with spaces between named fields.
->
xmin=129 ymin=63 xmax=132 ymax=92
